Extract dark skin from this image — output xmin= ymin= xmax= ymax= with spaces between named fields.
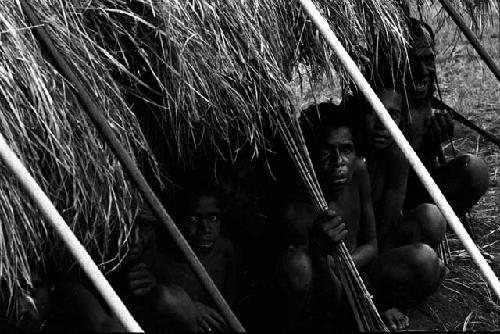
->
xmin=56 ymin=280 xmax=126 ymax=332
xmin=363 ymin=88 xmax=447 ymax=331
xmin=173 ymin=194 xmax=235 ymax=332
xmin=126 ymin=195 xmax=236 ymax=333
xmin=406 ymin=24 xmax=454 ymax=164
xmin=364 ymin=90 xmax=409 ymax=242
xmin=279 ymin=125 xmax=377 ymax=331
xmin=404 ymin=20 xmax=489 ymax=216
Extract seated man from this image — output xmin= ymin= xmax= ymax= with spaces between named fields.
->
xmin=403 ymin=18 xmax=489 ymax=218
xmin=273 ymin=104 xmax=377 ymax=332
xmin=359 ymin=87 xmax=447 ymax=330
xmin=125 ymin=182 xmax=237 ymax=333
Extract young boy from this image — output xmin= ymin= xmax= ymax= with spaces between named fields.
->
xmin=125 ymin=182 xmax=237 ymax=333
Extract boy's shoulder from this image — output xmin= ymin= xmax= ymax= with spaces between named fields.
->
xmin=217 ymin=236 xmax=236 ymax=256
xmin=352 ymin=156 xmax=368 ymax=175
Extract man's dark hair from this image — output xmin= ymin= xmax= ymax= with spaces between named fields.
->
xmin=408 ymin=18 xmax=437 ymax=98
xmin=300 ymin=102 xmax=357 ymax=156
xmin=409 ymin=18 xmax=435 ymax=47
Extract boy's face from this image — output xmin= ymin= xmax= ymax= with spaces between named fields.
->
xmin=316 ymin=126 xmax=356 ymax=191
xmin=365 ymin=90 xmax=402 ymax=149
xmin=181 ymin=194 xmax=221 ymax=253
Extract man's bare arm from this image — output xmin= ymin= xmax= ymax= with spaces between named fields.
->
xmin=351 ymin=158 xmax=378 ymax=268
xmin=377 ymin=147 xmax=409 ymax=238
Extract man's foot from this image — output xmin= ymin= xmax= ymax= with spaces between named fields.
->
xmin=383 ymin=307 xmax=409 ymax=331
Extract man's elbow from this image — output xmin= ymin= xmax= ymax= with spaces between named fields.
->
xmin=367 ymin=240 xmax=378 ymax=262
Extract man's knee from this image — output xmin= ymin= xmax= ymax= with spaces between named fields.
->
xmin=461 ymin=154 xmax=489 ymax=199
xmin=437 ymin=154 xmax=489 ymax=213
xmin=408 ymin=243 xmax=445 ymax=297
xmin=413 ymin=204 xmax=446 ymax=248
xmin=155 ymin=285 xmax=195 ymax=328
xmin=280 ymin=247 xmax=313 ymax=293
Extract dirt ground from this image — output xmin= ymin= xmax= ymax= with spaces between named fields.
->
xmin=406 ymin=4 xmax=500 ymax=331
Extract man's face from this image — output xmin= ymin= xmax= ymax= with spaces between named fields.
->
xmin=181 ymin=195 xmax=221 ymax=253
xmin=316 ymin=126 xmax=356 ymax=191
xmin=365 ymin=90 xmax=402 ymax=149
xmin=407 ymin=28 xmax=436 ymax=103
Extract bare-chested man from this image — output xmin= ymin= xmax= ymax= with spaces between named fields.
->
xmin=275 ymin=104 xmax=377 ymax=332
xmin=404 ymin=18 xmax=489 ymax=218
xmin=360 ymin=87 xmax=447 ymax=330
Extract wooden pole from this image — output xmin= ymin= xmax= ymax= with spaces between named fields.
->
xmin=20 ymin=1 xmax=244 ymax=331
xmin=298 ymin=0 xmax=500 ymax=300
xmin=0 ymin=133 xmax=143 ymax=332
xmin=432 ymin=97 xmax=500 ymax=148
xmin=438 ymin=0 xmax=500 ymax=84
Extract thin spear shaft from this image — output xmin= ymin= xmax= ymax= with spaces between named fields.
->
xmin=0 ymin=132 xmax=142 ymax=332
xmin=20 ymin=1 xmax=244 ymax=331
xmin=432 ymin=97 xmax=500 ymax=148
xmin=298 ymin=0 xmax=500 ymax=301
xmin=438 ymin=0 xmax=500 ymax=83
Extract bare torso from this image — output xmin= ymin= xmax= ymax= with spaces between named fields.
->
xmin=153 ymin=237 xmax=236 ymax=305
xmin=283 ymin=158 xmax=364 ymax=253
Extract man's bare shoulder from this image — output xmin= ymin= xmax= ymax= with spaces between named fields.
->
xmin=385 ymin=142 xmax=407 ymax=162
xmin=217 ymin=236 xmax=236 ymax=256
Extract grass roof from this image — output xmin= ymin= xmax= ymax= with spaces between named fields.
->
xmin=0 ymin=0 xmax=413 ymax=320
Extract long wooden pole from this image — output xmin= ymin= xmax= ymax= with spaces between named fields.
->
xmin=0 ymin=133 xmax=143 ymax=332
xmin=20 ymin=1 xmax=244 ymax=331
xmin=298 ymin=0 xmax=500 ymax=300
xmin=438 ymin=0 xmax=500 ymax=83
xmin=432 ymin=97 xmax=500 ymax=148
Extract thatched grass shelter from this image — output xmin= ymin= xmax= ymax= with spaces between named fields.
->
xmin=0 ymin=0 xmax=496 ymax=324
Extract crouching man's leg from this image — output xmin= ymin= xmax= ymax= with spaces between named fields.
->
xmin=277 ymin=245 xmax=344 ymax=332
xmin=383 ymin=203 xmax=447 ymax=251
xmin=370 ymin=243 xmax=446 ymax=330
xmin=277 ymin=246 xmax=314 ymax=332
xmin=406 ymin=154 xmax=489 ymax=216
xmin=433 ymin=154 xmax=489 ymax=215
xmin=153 ymin=285 xmax=197 ymax=332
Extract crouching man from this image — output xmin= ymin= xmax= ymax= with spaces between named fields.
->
xmin=274 ymin=104 xmax=377 ymax=332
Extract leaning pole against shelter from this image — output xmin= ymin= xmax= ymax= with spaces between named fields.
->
xmin=1 ymin=0 xmax=411 ymax=328
xmin=437 ymin=0 xmax=500 ymax=83
xmin=298 ymin=0 xmax=500 ymax=300
xmin=0 ymin=133 xmax=142 ymax=332
xmin=20 ymin=1 xmax=244 ymax=331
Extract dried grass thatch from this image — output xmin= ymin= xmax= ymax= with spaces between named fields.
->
xmin=0 ymin=1 xmax=154 ymax=317
xmin=0 ymin=0 xmax=412 ymax=321
xmin=74 ymin=0 xmax=410 ymax=165
xmin=414 ymin=0 xmax=499 ymax=32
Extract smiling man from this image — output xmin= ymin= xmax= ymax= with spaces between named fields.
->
xmin=406 ymin=18 xmax=437 ymax=151
xmin=404 ymin=18 xmax=489 ymax=219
